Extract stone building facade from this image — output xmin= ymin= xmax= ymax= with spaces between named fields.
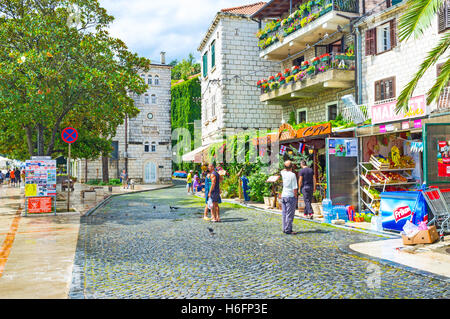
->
xmin=74 ymin=54 xmax=172 ymax=184
xmin=251 ymin=0 xmax=359 ymax=126
xmin=356 ymin=1 xmax=448 ymax=112
xmin=198 ymin=2 xmax=283 ymax=146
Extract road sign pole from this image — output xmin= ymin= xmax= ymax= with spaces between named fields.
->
xmin=67 ymin=143 xmax=71 ymax=213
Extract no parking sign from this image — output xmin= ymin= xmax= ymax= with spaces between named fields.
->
xmin=62 ymin=127 xmax=78 ymax=144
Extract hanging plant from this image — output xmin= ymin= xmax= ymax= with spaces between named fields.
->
xmin=306 ymin=65 xmax=316 ymax=75
xmin=292 ymin=65 xmax=300 ymax=75
xmin=279 ymin=76 xmax=286 ymax=85
xmin=301 ymin=60 xmax=309 ymax=70
xmin=284 ymin=68 xmax=291 ymax=77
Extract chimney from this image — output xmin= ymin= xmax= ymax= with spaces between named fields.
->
xmin=160 ymin=51 xmax=166 ymax=64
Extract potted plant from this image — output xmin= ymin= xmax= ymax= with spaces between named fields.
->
xmin=275 ymin=72 xmax=283 ymax=81
xmin=306 ymin=65 xmax=316 ymax=75
xmin=268 ymin=75 xmax=275 ymax=83
xmin=269 ymin=82 xmax=280 ymax=90
xmin=279 ymin=76 xmax=286 ymax=85
xmin=291 ymin=65 xmax=300 ymax=75
xmin=286 ymin=75 xmax=295 ymax=84
xmin=301 ymin=60 xmax=309 ymax=70
xmin=312 ymin=190 xmax=323 ymax=217
xmin=320 ymin=53 xmax=330 ymax=62
xmin=312 ymin=56 xmax=320 ymax=66
xmin=284 ymin=68 xmax=291 ymax=77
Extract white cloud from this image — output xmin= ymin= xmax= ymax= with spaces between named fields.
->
xmin=99 ymin=0 xmax=261 ymax=63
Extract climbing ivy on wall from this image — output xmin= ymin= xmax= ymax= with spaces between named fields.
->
xmin=171 ymin=75 xmax=201 ymax=171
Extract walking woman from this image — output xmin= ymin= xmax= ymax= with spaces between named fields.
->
xmin=203 ymin=172 xmax=212 ymax=221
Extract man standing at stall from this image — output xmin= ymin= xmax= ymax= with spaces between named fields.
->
xmin=298 ymin=160 xmax=316 ymax=219
xmin=281 ymin=160 xmax=298 ymax=235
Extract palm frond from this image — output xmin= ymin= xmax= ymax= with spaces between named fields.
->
xmin=427 ymin=56 xmax=450 ymax=105
xmin=396 ymin=32 xmax=450 ymax=113
xmin=399 ymin=0 xmax=443 ymax=42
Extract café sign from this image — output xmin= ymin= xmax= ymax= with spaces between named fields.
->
xmin=371 ymin=95 xmax=427 ymax=125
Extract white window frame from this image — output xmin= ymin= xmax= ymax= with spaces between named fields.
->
xmin=151 ymin=94 xmax=157 ymax=104
xmin=154 ymin=75 xmax=160 ymax=86
xmin=151 ymin=142 xmax=157 ymax=153
xmin=144 ymin=94 xmax=150 ymax=104
xmin=211 ymin=95 xmax=216 ymax=118
xmin=325 ymin=101 xmax=338 ymax=121
xmin=376 ymin=22 xmax=391 ymax=54
xmin=148 ymin=75 xmax=152 ymax=85
xmin=296 ymin=107 xmax=308 ymax=124
xmin=144 ymin=142 xmax=150 ymax=153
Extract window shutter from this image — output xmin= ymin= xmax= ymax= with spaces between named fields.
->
xmin=390 ymin=19 xmax=397 ymax=48
xmin=365 ymin=29 xmax=376 ymax=56
xmin=375 ymin=81 xmax=381 ymax=101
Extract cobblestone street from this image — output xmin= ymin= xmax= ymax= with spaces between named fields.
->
xmin=69 ymin=186 xmax=449 ymax=299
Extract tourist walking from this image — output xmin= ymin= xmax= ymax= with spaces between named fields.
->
xmin=186 ymin=170 xmax=193 ymax=195
xmin=280 ymin=160 xmax=298 ymax=235
xmin=15 ymin=168 xmax=21 ymax=187
xmin=208 ymin=163 xmax=222 ymax=222
xmin=10 ymin=169 xmax=15 ymax=187
xmin=298 ymin=160 xmax=315 ymax=219
xmin=5 ymin=170 xmax=10 ymax=186
xmin=241 ymin=175 xmax=250 ymax=202
xmin=120 ymin=169 xmax=129 ymax=190
xmin=203 ymin=172 xmax=212 ymax=221
xmin=21 ymin=169 xmax=26 ymax=184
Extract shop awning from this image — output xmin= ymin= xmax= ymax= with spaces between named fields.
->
xmin=182 ymin=142 xmax=222 ymax=163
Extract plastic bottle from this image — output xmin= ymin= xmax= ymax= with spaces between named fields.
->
xmin=322 ymin=198 xmax=333 ymax=223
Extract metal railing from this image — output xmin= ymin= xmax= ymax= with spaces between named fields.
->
xmin=258 ymin=0 xmax=359 ymax=50
xmin=260 ymin=52 xmax=355 ymax=94
xmin=339 ymin=95 xmax=369 ymax=124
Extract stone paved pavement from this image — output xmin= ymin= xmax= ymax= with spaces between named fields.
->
xmin=69 ymin=186 xmax=450 ymax=299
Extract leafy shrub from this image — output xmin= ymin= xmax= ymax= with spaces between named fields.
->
xmin=221 ymin=173 xmax=240 ymax=199
xmin=248 ymin=172 xmax=272 ymax=203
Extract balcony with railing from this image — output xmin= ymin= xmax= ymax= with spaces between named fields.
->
xmin=252 ymin=0 xmax=360 ymax=60
xmin=257 ymin=52 xmax=355 ymax=102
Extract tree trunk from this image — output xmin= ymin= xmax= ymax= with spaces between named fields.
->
xmin=37 ymin=124 xmax=44 ymax=156
xmin=102 ymin=154 xmax=109 ymax=183
xmin=85 ymin=159 xmax=88 ymax=184
xmin=25 ymin=126 xmax=35 ymax=157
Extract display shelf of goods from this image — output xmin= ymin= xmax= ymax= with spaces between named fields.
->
xmin=361 ymin=198 xmax=380 ymax=214
xmin=370 ymin=155 xmax=391 ymax=170
xmin=362 ymin=186 xmax=381 ymax=201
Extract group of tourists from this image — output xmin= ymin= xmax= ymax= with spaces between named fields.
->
xmin=0 ymin=168 xmax=25 ymax=187
xmin=186 ymin=164 xmax=223 ymax=223
xmin=280 ymin=160 xmax=315 ymax=235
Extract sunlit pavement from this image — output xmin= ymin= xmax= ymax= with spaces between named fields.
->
xmin=0 ymin=185 xmax=80 ymax=299
xmin=69 ymin=185 xmax=449 ymax=299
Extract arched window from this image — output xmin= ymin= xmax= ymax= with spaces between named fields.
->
xmin=151 ymin=94 xmax=157 ymax=104
xmin=144 ymin=142 xmax=150 ymax=153
xmin=144 ymin=94 xmax=149 ymax=104
xmin=154 ymin=75 xmax=160 ymax=86
xmin=151 ymin=142 xmax=156 ymax=152
xmin=148 ymin=75 xmax=152 ymax=85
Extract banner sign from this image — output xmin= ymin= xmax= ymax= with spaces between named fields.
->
xmin=371 ymin=95 xmax=427 ymax=125
xmin=297 ymin=123 xmax=332 ymax=139
xmin=28 ymin=197 xmax=53 ymax=214
xmin=25 ymin=159 xmax=57 ymax=197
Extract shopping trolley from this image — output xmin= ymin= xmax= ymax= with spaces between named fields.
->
xmin=422 ymin=187 xmax=450 ymax=237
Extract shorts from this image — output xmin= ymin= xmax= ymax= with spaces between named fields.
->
xmin=211 ymin=191 xmax=221 ymax=203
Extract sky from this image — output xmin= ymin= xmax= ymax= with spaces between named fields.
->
xmin=99 ymin=0 xmax=261 ymax=64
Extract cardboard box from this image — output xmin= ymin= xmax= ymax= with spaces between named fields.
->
xmin=402 ymin=225 xmax=440 ymax=245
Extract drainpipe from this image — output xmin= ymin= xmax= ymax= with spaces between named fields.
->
xmin=290 ymin=0 xmax=293 ymax=15
xmin=355 ymin=26 xmax=363 ymax=105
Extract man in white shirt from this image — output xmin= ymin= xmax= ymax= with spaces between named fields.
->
xmin=280 ymin=160 xmax=298 ymax=235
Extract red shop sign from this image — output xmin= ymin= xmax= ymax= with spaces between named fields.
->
xmin=28 ymin=197 xmax=53 ymax=214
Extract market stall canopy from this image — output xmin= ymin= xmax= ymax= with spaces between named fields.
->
xmin=182 ymin=142 xmax=221 ymax=163
xmin=252 ymin=0 xmax=303 ymax=19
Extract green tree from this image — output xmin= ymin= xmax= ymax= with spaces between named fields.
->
xmin=171 ymin=53 xmax=201 ymax=81
xmin=396 ymin=0 xmax=449 ymax=112
xmin=0 ymin=0 xmax=150 ymax=160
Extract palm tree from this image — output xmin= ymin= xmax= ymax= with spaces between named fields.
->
xmin=396 ymin=0 xmax=450 ymax=113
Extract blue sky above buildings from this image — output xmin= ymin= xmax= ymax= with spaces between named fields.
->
xmin=100 ymin=0 xmax=260 ymax=64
